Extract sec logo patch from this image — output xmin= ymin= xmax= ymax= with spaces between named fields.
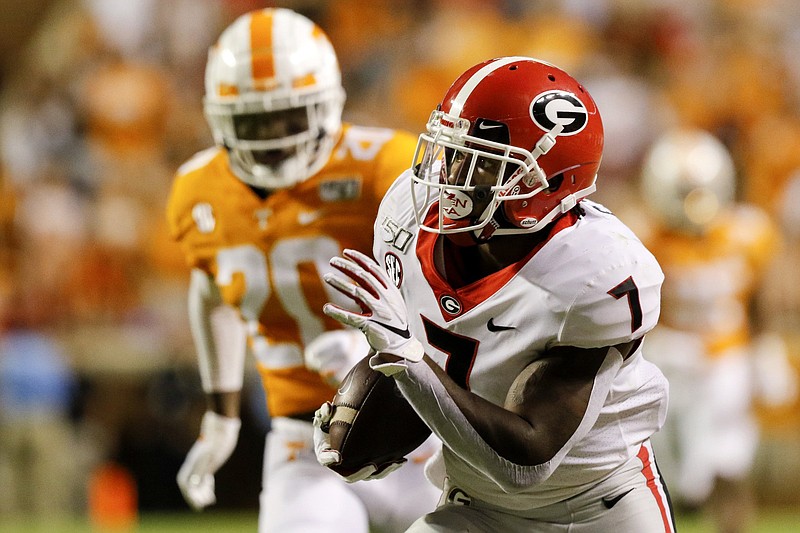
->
xmin=384 ymin=252 xmax=403 ymax=288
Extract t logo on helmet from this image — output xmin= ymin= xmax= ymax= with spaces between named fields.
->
xmin=530 ymin=90 xmax=588 ymax=136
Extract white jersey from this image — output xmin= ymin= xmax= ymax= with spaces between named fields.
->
xmin=373 ymin=170 xmax=668 ymax=509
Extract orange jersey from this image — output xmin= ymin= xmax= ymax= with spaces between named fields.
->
xmin=167 ymin=123 xmax=416 ymax=417
xmin=647 ymin=204 xmax=780 ymax=356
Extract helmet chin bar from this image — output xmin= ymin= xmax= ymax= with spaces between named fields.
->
xmin=226 ymin=131 xmax=333 ymax=190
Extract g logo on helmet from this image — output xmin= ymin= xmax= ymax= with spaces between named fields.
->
xmin=530 ymin=90 xmax=588 ymax=136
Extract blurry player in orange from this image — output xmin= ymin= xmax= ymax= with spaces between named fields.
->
xmin=166 ymin=8 xmax=439 ymax=532
xmin=640 ymin=128 xmax=797 ymax=533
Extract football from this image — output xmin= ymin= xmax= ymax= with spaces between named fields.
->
xmin=326 ymin=354 xmax=432 ymax=477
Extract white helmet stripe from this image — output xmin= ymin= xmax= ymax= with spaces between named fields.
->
xmin=448 ymin=56 xmax=537 ymax=118
xmin=271 ymin=8 xmax=308 ymax=86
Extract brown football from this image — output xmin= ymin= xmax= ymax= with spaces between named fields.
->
xmin=326 ymin=354 xmax=432 ymax=477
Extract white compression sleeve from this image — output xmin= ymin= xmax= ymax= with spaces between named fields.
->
xmin=188 ymin=268 xmax=248 ymax=393
xmin=393 ymin=348 xmax=624 ymax=493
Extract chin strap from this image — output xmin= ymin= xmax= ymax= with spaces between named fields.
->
xmin=474 ymin=217 xmax=501 ymax=242
xmin=559 ymin=183 xmax=596 ymax=215
xmin=522 ymin=124 xmax=563 ymax=189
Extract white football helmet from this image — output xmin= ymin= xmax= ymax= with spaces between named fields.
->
xmin=641 ymin=128 xmax=736 ymax=233
xmin=204 ymin=8 xmax=345 ymax=189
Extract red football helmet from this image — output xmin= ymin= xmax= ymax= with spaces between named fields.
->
xmin=411 ymin=56 xmax=604 ymax=239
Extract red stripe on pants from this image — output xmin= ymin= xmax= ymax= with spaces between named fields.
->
xmin=637 ymin=443 xmax=673 ymax=533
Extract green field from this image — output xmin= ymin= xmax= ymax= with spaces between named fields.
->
xmin=2 ymin=508 xmax=799 ymax=532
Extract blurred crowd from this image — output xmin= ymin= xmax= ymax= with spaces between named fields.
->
xmin=1 ymin=0 xmax=800 ymax=524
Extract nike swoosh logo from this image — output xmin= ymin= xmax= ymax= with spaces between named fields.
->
xmin=371 ymin=320 xmax=411 ymax=339
xmin=487 ymin=318 xmax=515 ymax=332
xmin=601 ymin=488 xmax=634 ymax=509
xmin=478 ymin=122 xmax=503 ymax=130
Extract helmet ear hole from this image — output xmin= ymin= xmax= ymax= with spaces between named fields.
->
xmin=546 ymin=173 xmax=564 ymax=193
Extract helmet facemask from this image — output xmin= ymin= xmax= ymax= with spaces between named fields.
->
xmin=205 ymin=85 xmax=344 ymax=190
xmin=411 ymin=110 xmax=554 ymax=238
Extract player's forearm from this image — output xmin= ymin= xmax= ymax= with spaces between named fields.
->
xmin=420 ymin=357 xmax=559 ymax=465
xmin=393 ymin=357 xmax=557 ymax=491
xmin=391 ymin=346 xmax=624 ymax=491
xmin=188 ymin=268 xmax=248 ymax=394
xmin=375 ymin=351 xmax=576 ymax=466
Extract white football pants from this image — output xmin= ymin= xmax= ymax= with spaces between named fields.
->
xmin=260 ymin=416 xmax=441 ymax=533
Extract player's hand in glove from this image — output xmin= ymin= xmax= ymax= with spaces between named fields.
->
xmin=176 ymin=411 xmax=241 ymax=510
xmin=322 ymin=249 xmax=423 ymax=375
xmin=313 ymin=401 xmax=406 ymax=482
xmin=304 ymin=329 xmax=371 ymax=387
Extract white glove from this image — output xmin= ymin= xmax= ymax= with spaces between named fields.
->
xmin=313 ymin=401 xmax=406 ymax=482
xmin=322 ymin=249 xmax=423 ymax=375
xmin=305 ymin=329 xmax=371 ymax=387
xmin=313 ymin=401 xmax=343 ymax=468
xmin=176 ymin=411 xmax=241 ymax=510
